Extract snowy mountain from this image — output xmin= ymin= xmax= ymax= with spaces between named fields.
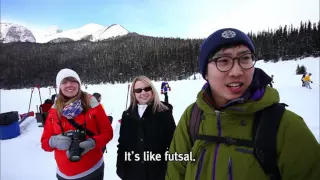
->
xmin=44 ymin=25 xmax=63 ymax=36
xmin=91 ymin=24 xmax=130 ymax=41
xmin=0 ymin=23 xmax=36 ymax=43
xmin=38 ymin=23 xmax=129 ymax=43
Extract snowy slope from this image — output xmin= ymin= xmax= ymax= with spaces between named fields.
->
xmin=92 ymin=24 xmax=130 ymax=41
xmin=0 ymin=57 xmax=319 ymax=180
xmin=38 ymin=23 xmax=129 ymax=43
xmin=0 ymin=23 xmax=36 ymax=43
xmin=44 ymin=25 xmax=63 ymax=37
xmin=39 ymin=23 xmax=104 ymax=43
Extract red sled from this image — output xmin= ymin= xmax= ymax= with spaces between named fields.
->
xmin=20 ymin=111 xmax=35 ymax=119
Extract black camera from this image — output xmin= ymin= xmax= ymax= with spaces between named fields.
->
xmin=64 ymin=129 xmax=86 ymax=162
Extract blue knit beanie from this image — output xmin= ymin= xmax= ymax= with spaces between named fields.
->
xmin=199 ymin=28 xmax=255 ymax=79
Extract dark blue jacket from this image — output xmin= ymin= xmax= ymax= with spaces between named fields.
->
xmin=161 ymin=82 xmax=170 ymax=93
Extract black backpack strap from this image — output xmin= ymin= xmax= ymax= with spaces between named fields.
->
xmin=189 ymin=103 xmax=254 ymax=149
xmin=196 ymin=135 xmax=255 ymax=148
xmin=66 ymin=118 xmax=95 ymax=137
xmin=253 ymin=103 xmax=287 ymax=180
xmin=189 ymin=100 xmax=286 ymax=180
xmin=189 ymin=103 xmax=203 ymax=145
xmin=67 ymin=117 xmax=108 ymax=154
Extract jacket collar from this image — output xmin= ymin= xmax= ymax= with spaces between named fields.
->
xmin=202 ymin=67 xmax=274 ymax=111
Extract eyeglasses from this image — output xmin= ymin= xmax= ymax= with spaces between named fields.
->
xmin=209 ymin=53 xmax=256 ymax=72
xmin=133 ymin=86 xmax=152 ymax=93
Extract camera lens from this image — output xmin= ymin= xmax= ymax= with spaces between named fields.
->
xmin=69 ymin=155 xmax=81 ymax=162
xmin=67 ymin=130 xmax=86 ymax=162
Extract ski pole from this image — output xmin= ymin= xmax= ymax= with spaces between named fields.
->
xmin=125 ymin=83 xmax=130 ymax=109
xmin=28 ymin=88 xmax=35 ymax=113
xmin=36 ymin=84 xmax=42 ymax=105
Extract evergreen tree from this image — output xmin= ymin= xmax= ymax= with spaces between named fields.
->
xmin=0 ymin=20 xmax=319 ymax=89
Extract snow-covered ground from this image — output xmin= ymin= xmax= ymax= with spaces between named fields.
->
xmin=0 ymin=57 xmax=319 ymax=180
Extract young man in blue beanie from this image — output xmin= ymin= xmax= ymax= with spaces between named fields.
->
xmin=166 ymin=28 xmax=320 ymax=180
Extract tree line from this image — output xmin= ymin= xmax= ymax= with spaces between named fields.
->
xmin=0 ymin=20 xmax=319 ymax=89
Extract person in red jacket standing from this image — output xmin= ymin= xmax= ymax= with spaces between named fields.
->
xmin=40 ymin=68 xmax=113 ymax=180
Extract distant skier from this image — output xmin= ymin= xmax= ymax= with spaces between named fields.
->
xmin=161 ymin=78 xmax=171 ymax=104
xmin=270 ymin=75 xmax=274 ymax=87
xmin=301 ymin=72 xmax=307 ymax=87
xmin=303 ymin=73 xmax=313 ymax=89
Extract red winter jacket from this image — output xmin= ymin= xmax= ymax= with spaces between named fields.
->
xmin=40 ymin=103 xmax=53 ymax=112
xmin=40 ymin=95 xmax=113 ymax=177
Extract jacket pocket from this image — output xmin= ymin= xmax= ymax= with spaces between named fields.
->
xmin=52 ymin=116 xmax=64 ymax=134
xmin=195 ymin=148 xmax=206 ymax=180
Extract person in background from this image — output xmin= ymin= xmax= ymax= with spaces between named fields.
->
xmin=40 ymin=68 xmax=113 ymax=180
xmin=92 ymin=92 xmax=113 ymax=154
xmin=160 ymin=78 xmax=171 ymax=104
xmin=270 ymin=74 xmax=274 ymax=87
xmin=39 ymin=94 xmax=57 ymax=122
xmin=92 ymin=92 xmax=113 ymax=123
xmin=92 ymin=93 xmax=103 ymax=108
xmin=301 ymin=72 xmax=307 ymax=87
xmin=303 ymin=72 xmax=313 ymax=89
xmin=51 ymin=94 xmax=57 ymax=103
xmin=40 ymin=99 xmax=54 ymax=113
xmin=116 ymin=75 xmax=176 ymax=180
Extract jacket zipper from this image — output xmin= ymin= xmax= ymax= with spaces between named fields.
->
xmin=228 ymin=157 xmax=233 ymax=180
xmin=195 ymin=148 xmax=206 ymax=180
xmin=212 ymin=110 xmax=222 ymax=180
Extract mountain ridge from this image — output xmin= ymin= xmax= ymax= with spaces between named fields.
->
xmin=1 ymin=22 xmax=131 ymax=43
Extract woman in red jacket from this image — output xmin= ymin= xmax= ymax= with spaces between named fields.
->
xmin=41 ymin=68 xmax=113 ymax=180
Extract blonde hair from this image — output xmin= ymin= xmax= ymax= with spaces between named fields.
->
xmin=54 ymin=77 xmax=90 ymax=119
xmin=128 ymin=75 xmax=168 ymax=113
